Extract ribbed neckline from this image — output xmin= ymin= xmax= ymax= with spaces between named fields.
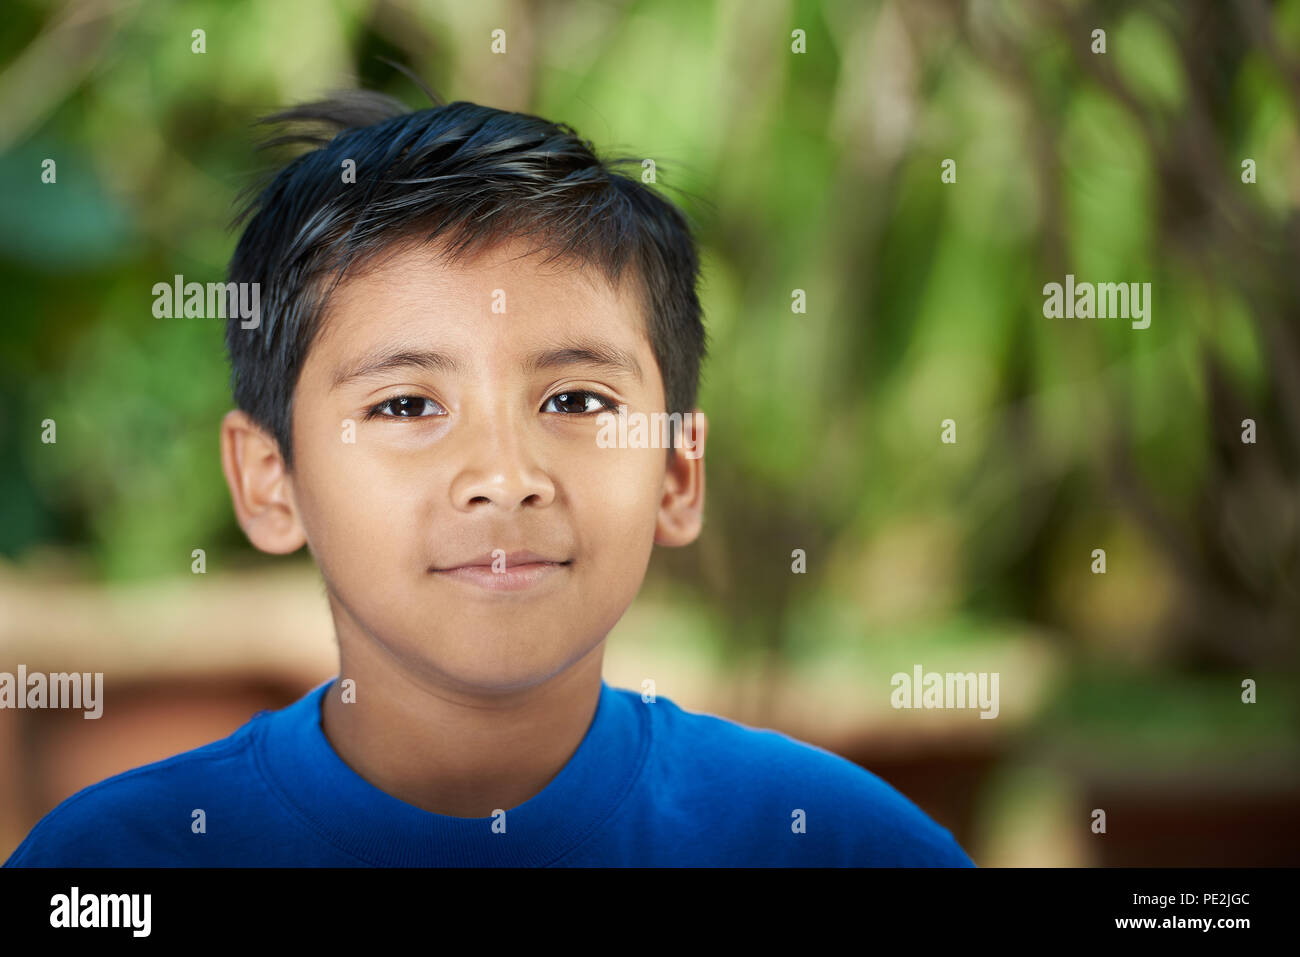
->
xmin=252 ymin=676 xmax=650 ymax=866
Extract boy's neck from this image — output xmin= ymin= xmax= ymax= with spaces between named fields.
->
xmin=320 ymin=627 xmax=607 ymax=820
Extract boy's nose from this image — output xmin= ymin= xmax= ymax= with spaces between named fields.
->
xmin=447 ymin=421 xmax=556 ymax=512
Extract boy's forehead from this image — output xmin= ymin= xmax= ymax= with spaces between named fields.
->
xmin=316 ymin=236 xmax=646 ymax=352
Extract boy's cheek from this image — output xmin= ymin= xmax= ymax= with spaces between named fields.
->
xmin=291 ymin=462 xmax=421 ymax=567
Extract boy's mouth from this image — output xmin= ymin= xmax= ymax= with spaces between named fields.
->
xmin=433 ymin=549 xmax=571 ymax=570
xmin=428 ymin=550 xmax=573 ymax=592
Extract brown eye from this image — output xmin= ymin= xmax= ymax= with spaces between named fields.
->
xmin=542 ymin=391 xmax=613 ymax=415
xmin=369 ymin=396 xmax=443 ymax=418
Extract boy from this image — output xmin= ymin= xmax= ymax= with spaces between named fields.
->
xmin=6 ymin=92 xmax=974 ymax=867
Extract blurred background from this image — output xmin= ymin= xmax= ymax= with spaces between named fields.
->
xmin=2 ymin=0 xmax=1299 ymax=866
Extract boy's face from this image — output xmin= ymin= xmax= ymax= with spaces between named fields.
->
xmin=221 ymin=238 xmax=705 ymax=695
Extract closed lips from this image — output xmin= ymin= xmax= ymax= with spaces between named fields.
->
xmin=433 ymin=551 xmax=571 ymax=570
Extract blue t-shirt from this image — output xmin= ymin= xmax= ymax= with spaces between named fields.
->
xmin=4 ymin=677 xmax=975 ymax=867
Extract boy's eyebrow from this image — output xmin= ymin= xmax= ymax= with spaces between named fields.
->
xmin=331 ymin=340 xmax=643 ymax=389
xmin=332 ymin=349 xmax=461 ymax=389
xmin=525 ymin=342 xmax=643 ymax=382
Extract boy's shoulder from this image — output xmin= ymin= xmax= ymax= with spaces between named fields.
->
xmin=5 ymin=680 xmax=976 ymax=867
xmin=3 ymin=714 xmax=269 ymax=867
xmin=607 ymin=685 xmax=975 ymax=866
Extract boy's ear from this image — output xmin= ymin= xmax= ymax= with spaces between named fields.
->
xmin=654 ymin=409 xmax=707 ymax=547
xmin=220 ymin=410 xmax=307 ymax=555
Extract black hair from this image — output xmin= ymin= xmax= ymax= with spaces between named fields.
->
xmin=225 ymin=88 xmax=708 ymax=467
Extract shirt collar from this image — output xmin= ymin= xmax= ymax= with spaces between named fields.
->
xmin=254 ymin=675 xmax=650 ymax=866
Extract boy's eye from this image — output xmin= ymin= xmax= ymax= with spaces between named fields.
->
xmin=367 ymin=396 xmax=445 ymax=419
xmin=542 ymin=390 xmax=617 ymax=415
